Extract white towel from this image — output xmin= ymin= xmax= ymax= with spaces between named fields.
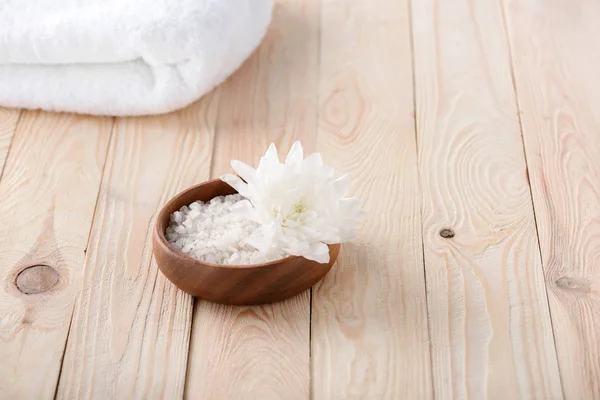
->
xmin=0 ymin=0 xmax=273 ymax=116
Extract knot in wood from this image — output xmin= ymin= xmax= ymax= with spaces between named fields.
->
xmin=16 ymin=265 xmax=59 ymax=295
xmin=439 ymin=228 xmax=455 ymax=239
xmin=555 ymin=276 xmax=591 ymax=294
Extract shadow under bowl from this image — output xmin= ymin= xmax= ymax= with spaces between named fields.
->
xmin=152 ymin=178 xmax=340 ymax=305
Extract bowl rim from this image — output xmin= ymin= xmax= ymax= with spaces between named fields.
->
xmin=154 ymin=178 xmax=337 ymax=270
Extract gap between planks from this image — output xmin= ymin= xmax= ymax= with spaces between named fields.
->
xmin=501 ymin=0 xmax=600 ymax=397
xmin=410 ymin=0 xmax=563 ymax=398
xmin=0 ymin=108 xmax=21 ymax=182
xmin=52 ymin=115 xmax=118 ymax=399
xmin=496 ymin=0 xmax=566 ymax=396
xmin=184 ymin=0 xmax=320 ymax=398
xmin=0 ymin=111 xmax=114 ymax=399
xmin=311 ymin=0 xmax=433 ymax=398
xmin=56 ymin=95 xmax=219 ymax=398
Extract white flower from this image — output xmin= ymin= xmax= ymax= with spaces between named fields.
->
xmin=220 ymin=141 xmax=364 ymax=263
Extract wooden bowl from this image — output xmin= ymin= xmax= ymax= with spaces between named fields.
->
xmin=152 ymin=179 xmax=340 ymax=305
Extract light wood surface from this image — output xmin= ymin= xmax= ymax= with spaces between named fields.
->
xmin=0 ymin=108 xmax=19 ymax=176
xmin=57 ymin=96 xmax=218 ymax=399
xmin=184 ymin=1 xmax=320 ymax=398
xmin=0 ymin=111 xmax=112 ymax=399
xmin=311 ymin=0 xmax=432 ymax=398
xmin=411 ymin=0 xmax=563 ymax=398
xmin=504 ymin=0 xmax=600 ymax=397
xmin=1 ymin=0 xmax=598 ymax=398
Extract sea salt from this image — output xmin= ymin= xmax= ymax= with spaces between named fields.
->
xmin=165 ymin=194 xmax=287 ymax=265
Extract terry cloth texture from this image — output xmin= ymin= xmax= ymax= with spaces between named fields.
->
xmin=0 ymin=0 xmax=273 ymax=116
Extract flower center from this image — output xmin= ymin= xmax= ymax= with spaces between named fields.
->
xmin=272 ymin=207 xmax=281 ymax=219
xmin=280 ymin=201 xmax=308 ymax=227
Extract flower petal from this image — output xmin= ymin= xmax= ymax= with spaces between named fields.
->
xmin=285 ymin=141 xmax=304 ymax=165
xmin=257 ymin=143 xmax=283 ymax=179
xmin=332 ymin=175 xmax=350 ymax=197
xmin=220 ymin=174 xmax=251 ymax=197
xmin=231 ymin=160 xmax=258 ymax=186
xmin=230 ymin=199 xmax=254 ymax=216
xmin=337 ymin=227 xmax=357 ymax=242
xmin=303 ymin=153 xmax=323 ymax=169
xmin=339 ymin=197 xmax=363 ymax=215
xmin=265 ymin=143 xmax=280 ymax=163
xmin=304 ymin=242 xmax=330 ymax=263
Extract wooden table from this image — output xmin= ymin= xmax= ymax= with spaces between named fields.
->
xmin=1 ymin=0 xmax=598 ymax=398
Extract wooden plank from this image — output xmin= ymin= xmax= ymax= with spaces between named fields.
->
xmin=56 ymin=94 xmax=219 ymax=398
xmin=311 ymin=0 xmax=432 ymax=398
xmin=0 ymin=111 xmax=112 ymax=399
xmin=503 ymin=0 xmax=600 ymax=397
xmin=184 ymin=1 xmax=320 ymax=398
xmin=411 ymin=0 xmax=563 ymax=398
xmin=0 ymin=108 xmax=20 ymax=177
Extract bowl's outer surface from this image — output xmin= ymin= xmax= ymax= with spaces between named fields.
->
xmin=152 ymin=179 xmax=340 ymax=305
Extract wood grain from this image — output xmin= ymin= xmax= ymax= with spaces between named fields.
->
xmin=0 ymin=111 xmax=112 ymax=399
xmin=184 ymin=1 xmax=320 ymax=398
xmin=503 ymin=0 xmax=600 ymax=397
xmin=0 ymin=108 xmax=20 ymax=178
xmin=411 ymin=0 xmax=563 ymax=398
xmin=310 ymin=0 xmax=432 ymax=398
xmin=56 ymin=94 xmax=219 ymax=399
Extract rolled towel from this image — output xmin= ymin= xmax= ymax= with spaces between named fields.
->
xmin=0 ymin=0 xmax=273 ymax=116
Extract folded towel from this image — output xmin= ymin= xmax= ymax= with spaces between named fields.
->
xmin=0 ymin=0 xmax=273 ymax=116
